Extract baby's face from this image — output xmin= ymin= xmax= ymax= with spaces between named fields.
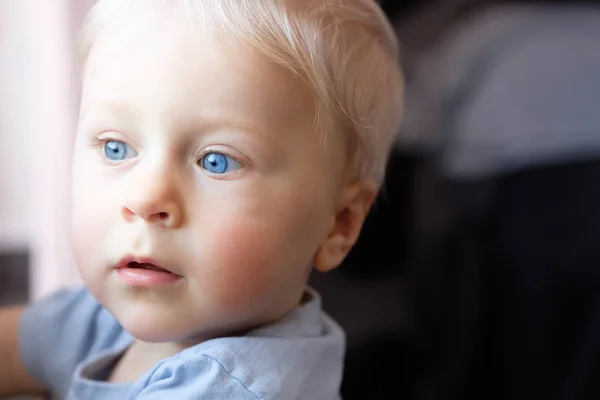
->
xmin=72 ymin=14 xmax=346 ymax=343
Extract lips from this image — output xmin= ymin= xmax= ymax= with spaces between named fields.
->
xmin=127 ymin=262 xmax=170 ymax=272
xmin=116 ymin=256 xmax=179 ymax=276
xmin=114 ymin=255 xmax=183 ymax=287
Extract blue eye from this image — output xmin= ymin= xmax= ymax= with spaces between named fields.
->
xmin=200 ymin=152 xmax=241 ymax=174
xmin=104 ymin=140 xmax=137 ymax=161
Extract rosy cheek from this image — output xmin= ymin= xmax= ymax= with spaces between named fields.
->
xmin=191 ymin=216 xmax=290 ymax=312
xmin=215 ymin=222 xmax=278 ymax=283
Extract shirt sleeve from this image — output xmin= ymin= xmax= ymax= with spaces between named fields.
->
xmin=132 ymin=355 xmax=260 ymax=400
xmin=18 ymin=287 xmax=125 ymax=395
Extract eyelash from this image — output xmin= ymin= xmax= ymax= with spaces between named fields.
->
xmin=89 ymin=136 xmax=110 ymax=148
xmin=89 ymin=136 xmax=248 ymax=171
xmin=90 ymin=136 xmax=133 ymax=163
xmin=196 ymin=149 xmax=244 ymax=168
xmin=90 ymin=135 xmax=126 ymax=149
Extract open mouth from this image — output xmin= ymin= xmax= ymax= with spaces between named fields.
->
xmin=127 ymin=262 xmax=172 ymax=273
xmin=115 ymin=257 xmax=182 ymax=286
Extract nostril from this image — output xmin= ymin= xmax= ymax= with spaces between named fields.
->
xmin=122 ymin=207 xmax=136 ymax=222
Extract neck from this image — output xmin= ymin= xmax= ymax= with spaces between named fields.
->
xmin=107 ymin=340 xmax=193 ymax=383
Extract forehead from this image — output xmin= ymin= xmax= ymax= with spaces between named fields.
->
xmin=80 ymin=9 xmax=317 ymax=136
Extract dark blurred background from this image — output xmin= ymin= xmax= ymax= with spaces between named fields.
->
xmin=311 ymin=0 xmax=600 ymax=399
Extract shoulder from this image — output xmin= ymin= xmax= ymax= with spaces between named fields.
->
xmin=21 ymin=286 xmax=126 ymax=352
xmin=19 ymin=287 xmax=128 ymax=394
xmin=133 ymin=289 xmax=344 ymax=400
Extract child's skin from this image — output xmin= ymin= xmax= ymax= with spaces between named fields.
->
xmin=0 ymin=5 xmax=375 ymax=394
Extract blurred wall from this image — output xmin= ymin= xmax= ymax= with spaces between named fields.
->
xmin=0 ymin=0 xmax=95 ymax=299
xmin=0 ymin=1 xmax=29 ymax=252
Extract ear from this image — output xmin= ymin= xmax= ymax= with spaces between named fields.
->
xmin=313 ymin=179 xmax=377 ymax=272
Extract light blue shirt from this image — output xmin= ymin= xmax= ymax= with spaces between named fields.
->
xmin=19 ymin=287 xmax=344 ymax=399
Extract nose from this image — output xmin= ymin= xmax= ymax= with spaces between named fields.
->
xmin=121 ymin=162 xmax=184 ymax=229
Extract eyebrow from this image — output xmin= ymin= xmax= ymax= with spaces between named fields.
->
xmin=78 ymin=102 xmax=140 ymax=129
xmin=186 ymin=117 xmax=285 ymax=155
xmin=78 ymin=101 xmax=282 ymax=147
xmin=196 ymin=119 xmax=270 ymax=140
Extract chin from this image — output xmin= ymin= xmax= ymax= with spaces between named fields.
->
xmin=120 ymin=315 xmax=197 ymax=343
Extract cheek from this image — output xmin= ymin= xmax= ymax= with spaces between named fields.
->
xmin=72 ymin=185 xmax=103 ymax=242
xmin=196 ymin=218 xmax=285 ymax=298
xmin=71 ymin=151 xmax=118 ymax=228
xmin=70 ymin=158 xmax=117 ymax=273
xmin=71 ymin=184 xmax=97 ymax=259
xmin=190 ymin=201 xmax=322 ymax=314
xmin=70 ymin=199 xmax=106 ymax=280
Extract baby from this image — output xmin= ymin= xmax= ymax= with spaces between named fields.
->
xmin=0 ymin=0 xmax=403 ymax=398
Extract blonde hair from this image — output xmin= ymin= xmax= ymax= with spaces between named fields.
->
xmin=78 ymin=0 xmax=404 ymax=184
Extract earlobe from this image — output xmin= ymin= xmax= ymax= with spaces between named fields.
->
xmin=313 ymin=179 xmax=376 ymax=272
